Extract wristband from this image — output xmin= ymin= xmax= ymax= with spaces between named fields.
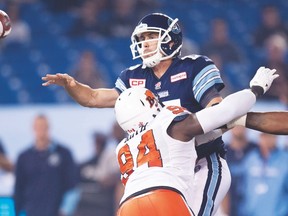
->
xmin=233 ymin=114 xmax=247 ymax=126
xmin=226 ymin=114 xmax=247 ymax=129
xmin=251 ymin=86 xmax=264 ymax=97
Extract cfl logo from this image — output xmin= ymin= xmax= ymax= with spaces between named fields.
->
xmin=129 ymin=79 xmax=146 ymax=87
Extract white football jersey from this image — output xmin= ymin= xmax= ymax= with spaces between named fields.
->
xmin=116 ymin=105 xmax=198 ymax=205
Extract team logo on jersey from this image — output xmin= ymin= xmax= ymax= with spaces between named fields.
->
xmin=170 ymin=72 xmax=187 ymax=82
xmin=155 ymin=81 xmax=161 ymax=90
xmin=129 ymin=79 xmax=146 ymax=87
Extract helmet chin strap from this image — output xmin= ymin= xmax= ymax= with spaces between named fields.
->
xmin=142 ymin=51 xmax=162 ymax=68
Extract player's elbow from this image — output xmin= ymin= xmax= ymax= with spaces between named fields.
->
xmin=79 ymin=100 xmax=101 ymax=108
xmin=85 ymin=99 xmax=115 ymax=108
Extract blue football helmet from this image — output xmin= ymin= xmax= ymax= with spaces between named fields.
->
xmin=130 ymin=13 xmax=182 ymax=68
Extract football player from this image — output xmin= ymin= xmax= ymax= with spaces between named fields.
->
xmin=42 ymin=13 xmax=286 ymax=215
xmin=114 ymin=67 xmax=277 ymax=216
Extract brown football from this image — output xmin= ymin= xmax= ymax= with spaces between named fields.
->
xmin=0 ymin=10 xmax=11 ymax=38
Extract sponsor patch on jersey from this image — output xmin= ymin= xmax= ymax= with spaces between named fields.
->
xmin=157 ymin=90 xmax=169 ymax=98
xmin=129 ymin=79 xmax=146 ymax=87
xmin=170 ymin=72 xmax=187 ymax=82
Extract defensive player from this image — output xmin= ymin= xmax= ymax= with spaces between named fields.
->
xmin=114 ymin=66 xmax=277 ymax=216
xmin=42 ymin=13 xmax=287 ymax=215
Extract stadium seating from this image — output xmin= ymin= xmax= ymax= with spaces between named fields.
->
xmin=1 ymin=0 xmax=287 ymax=104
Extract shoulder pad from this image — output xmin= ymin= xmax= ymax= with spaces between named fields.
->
xmin=128 ymin=64 xmax=142 ymax=71
xmin=181 ymin=54 xmax=202 ymax=60
xmin=181 ymin=55 xmax=212 ymax=63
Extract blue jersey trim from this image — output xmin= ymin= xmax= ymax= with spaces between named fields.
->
xmin=195 ymin=79 xmax=223 ymax=102
xmin=193 ymin=64 xmax=219 ymax=88
xmin=192 ymin=64 xmax=222 ymax=102
xmin=115 ymin=77 xmax=127 ymax=93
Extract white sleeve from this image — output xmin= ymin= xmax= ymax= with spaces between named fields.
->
xmin=195 ymin=89 xmax=256 ymax=133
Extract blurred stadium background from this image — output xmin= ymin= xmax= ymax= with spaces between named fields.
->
xmin=0 ymin=0 xmax=286 ymax=159
xmin=1 ymin=0 xmax=288 ymax=104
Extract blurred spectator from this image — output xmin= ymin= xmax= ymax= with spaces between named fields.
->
xmin=222 ymin=126 xmax=257 ymax=216
xmin=0 ymin=140 xmax=13 ymax=172
xmin=240 ymin=133 xmax=288 ymax=216
xmin=14 ymin=114 xmax=79 ymax=216
xmin=43 ymin=0 xmax=80 ymax=13
xmin=135 ymin=0 xmax=161 ymax=18
xmin=71 ymin=50 xmax=109 ymax=88
xmin=107 ymin=122 xmax=126 ymax=214
xmin=0 ymin=140 xmax=14 ymax=197
xmin=201 ymin=18 xmax=244 ymax=64
xmin=207 ymin=53 xmax=234 ymax=96
xmin=67 ymin=0 xmax=108 ymax=38
xmin=74 ymin=132 xmax=118 ymax=216
xmin=206 ymin=52 xmax=250 ymax=96
xmin=180 ymin=36 xmax=199 ymax=57
xmin=253 ymin=5 xmax=288 ymax=48
xmin=3 ymin=2 xmax=31 ymax=47
xmin=107 ymin=121 xmax=126 ymax=147
xmin=200 ymin=18 xmax=253 ymax=95
xmin=258 ymin=33 xmax=288 ymax=104
xmin=106 ymin=0 xmax=138 ymax=38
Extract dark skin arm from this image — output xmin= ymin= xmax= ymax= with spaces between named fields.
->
xmin=167 ymin=102 xmax=288 ymax=141
xmin=167 ymin=96 xmax=224 ymax=141
xmin=203 ymin=94 xmax=288 ymax=135
xmin=167 ymin=114 xmax=204 ymax=142
xmin=176 ymin=111 xmax=288 ymax=142
xmin=246 ymin=111 xmax=288 ymax=135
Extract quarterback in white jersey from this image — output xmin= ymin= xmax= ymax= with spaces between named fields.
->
xmin=114 ymin=66 xmax=278 ymax=216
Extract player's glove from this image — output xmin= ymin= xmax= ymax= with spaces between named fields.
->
xmin=249 ymin=66 xmax=279 ymax=97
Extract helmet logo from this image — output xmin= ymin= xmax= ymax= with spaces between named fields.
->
xmin=168 ymin=19 xmax=180 ymax=34
xmin=155 ymin=81 xmax=161 ymax=90
xmin=145 ymin=90 xmax=157 ymax=108
xmin=136 ymin=23 xmax=148 ymax=32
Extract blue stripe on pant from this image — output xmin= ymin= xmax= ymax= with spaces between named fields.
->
xmin=198 ymin=153 xmax=222 ymax=216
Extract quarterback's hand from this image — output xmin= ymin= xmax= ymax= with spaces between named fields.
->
xmin=249 ymin=66 xmax=279 ymax=96
xmin=42 ymin=73 xmax=77 ymax=88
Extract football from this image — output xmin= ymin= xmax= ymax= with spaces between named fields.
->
xmin=0 ymin=10 xmax=11 ymax=38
